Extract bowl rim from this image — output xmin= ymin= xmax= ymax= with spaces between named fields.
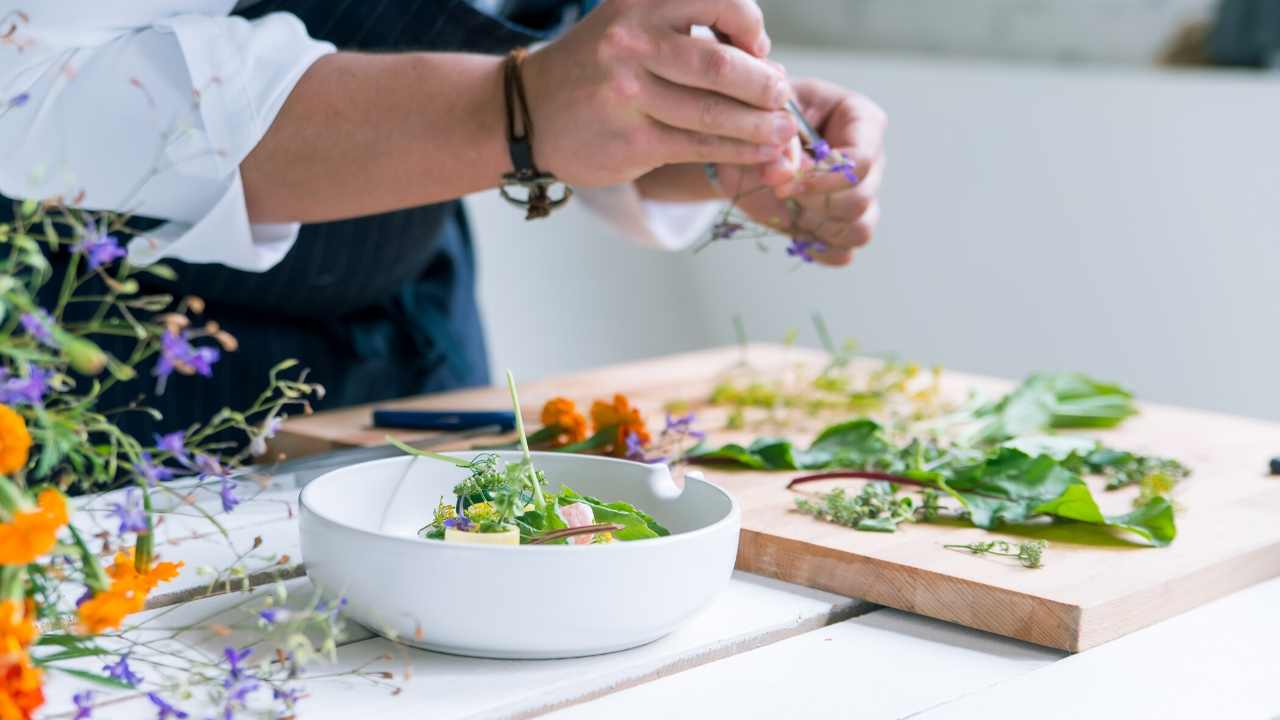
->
xmin=298 ymin=451 xmax=740 ymax=553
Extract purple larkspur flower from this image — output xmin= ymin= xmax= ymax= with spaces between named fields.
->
xmin=711 ymin=221 xmax=744 ymax=241
xmin=442 ymin=515 xmax=473 ymax=531
xmin=154 ymin=330 xmax=220 ymax=390
xmin=103 ymin=655 xmax=143 ymax=686
xmin=625 ymin=430 xmax=667 ymax=465
xmin=8 ymin=92 xmax=29 ymax=108
xmin=258 ymin=607 xmax=290 ymax=625
xmin=218 ymin=477 xmax=240 ymax=513
xmin=73 ymin=219 xmax=127 ymax=270
xmin=75 ymin=586 xmax=93 ymax=607
xmin=147 ymin=693 xmax=188 ymax=720
xmin=0 ymin=365 xmax=51 ymax=406
xmin=108 ymin=487 xmax=148 ymax=535
xmin=273 ymin=686 xmax=304 ymax=705
xmin=19 ymin=309 xmax=57 ymax=348
xmin=154 ymin=431 xmax=191 ymax=467
xmin=227 ymin=679 xmax=259 ymax=704
xmin=223 ymin=646 xmax=252 ymax=685
xmin=248 ymin=414 xmax=285 ymax=456
xmin=810 ymin=138 xmax=831 ymax=162
xmin=72 ymin=690 xmax=94 ymax=720
xmin=785 ymin=237 xmax=826 ymax=263
xmin=134 ymin=452 xmax=175 ymax=487
xmin=315 ymin=596 xmax=348 ymax=623
xmin=663 ymin=412 xmax=706 ymax=441
xmin=829 ymin=159 xmax=858 ymax=185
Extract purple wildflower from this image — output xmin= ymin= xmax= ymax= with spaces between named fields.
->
xmin=315 ymin=597 xmax=348 ymax=623
xmin=249 ymin=414 xmax=285 ymax=456
xmin=0 ymin=365 xmax=51 ymax=406
xmin=72 ymin=690 xmax=94 ymax=720
xmin=107 ymin=487 xmax=148 ymax=535
xmin=785 ymin=237 xmax=826 ymax=263
xmin=103 ymin=655 xmax=143 ymax=686
xmin=259 ymin=607 xmax=290 ymax=625
xmin=154 ymin=330 xmax=220 ymax=391
xmin=19 ymin=309 xmax=57 ymax=348
xmin=147 ymin=693 xmax=188 ymax=720
xmin=663 ymin=412 xmax=706 ymax=441
xmin=273 ymin=686 xmax=304 ymax=705
xmin=810 ymin=138 xmax=831 ymax=162
xmin=442 ymin=515 xmax=473 ymax=531
xmin=829 ymin=159 xmax=858 ymax=185
xmin=625 ymin=430 xmax=667 ymax=464
xmin=154 ymin=431 xmax=191 ymax=467
xmin=73 ymin=219 xmax=127 ymax=270
xmin=134 ymin=452 xmax=175 ymax=487
xmin=223 ymin=646 xmax=252 ymax=685
xmin=227 ymin=680 xmax=258 ymax=704
xmin=75 ymin=586 xmax=93 ymax=607
xmin=8 ymin=92 xmax=29 ymax=108
xmin=711 ymin=221 xmax=744 ymax=241
xmin=218 ymin=477 xmax=240 ymax=513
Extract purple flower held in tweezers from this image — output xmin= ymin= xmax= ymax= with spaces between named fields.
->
xmin=19 ymin=309 xmax=57 ymax=348
xmin=829 ymin=159 xmax=858 ymax=185
xmin=108 ymin=487 xmax=148 ymax=535
xmin=73 ymin=219 xmax=127 ymax=270
xmin=809 ymin=138 xmax=831 ymax=162
xmin=147 ymin=693 xmax=189 ymax=720
xmin=154 ymin=431 xmax=191 ymax=467
xmin=0 ymin=365 xmax=52 ymax=406
xmin=72 ymin=690 xmax=95 ymax=720
xmin=135 ymin=452 xmax=175 ymax=487
xmin=103 ymin=655 xmax=143 ymax=686
xmin=786 ymin=237 xmax=826 ymax=263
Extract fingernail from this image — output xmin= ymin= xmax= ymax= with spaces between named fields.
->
xmin=756 ymin=32 xmax=772 ymax=57
xmin=772 ymin=113 xmax=794 ymax=143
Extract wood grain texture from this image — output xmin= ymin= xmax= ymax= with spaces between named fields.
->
xmin=275 ymin=344 xmax=1280 ymax=651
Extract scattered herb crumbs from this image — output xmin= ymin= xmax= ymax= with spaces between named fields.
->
xmin=945 ymin=540 xmax=1048 ymax=569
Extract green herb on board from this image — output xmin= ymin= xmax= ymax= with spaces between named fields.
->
xmin=944 ymin=540 xmax=1048 ymax=569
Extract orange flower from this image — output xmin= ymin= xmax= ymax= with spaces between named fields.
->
xmin=0 ymin=406 xmax=30 ymax=476
xmin=76 ymin=550 xmax=183 ymax=634
xmin=590 ymin=395 xmax=651 ymax=457
xmin=0 ymin=599 xmax=42 ymax=720
xmin=540 ymin=398 xmax=587 ymax=446
xmin=0 ymin=490 xmax=68 ymax=565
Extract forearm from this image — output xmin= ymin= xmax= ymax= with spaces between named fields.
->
xmin=241 ymin=52 xmax=509 ymax=224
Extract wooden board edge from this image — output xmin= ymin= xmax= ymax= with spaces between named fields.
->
xmin=1074 ymin=536 xmax=1280 ymax=652
xmin=734 ymin=528 xmax=1083 ymax=651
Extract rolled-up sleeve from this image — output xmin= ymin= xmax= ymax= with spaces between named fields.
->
xmin=0 ymin=7 xmax=334 ymax=271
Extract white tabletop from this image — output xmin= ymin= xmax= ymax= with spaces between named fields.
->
xmin=46 ymin=477 xmax=1280 ymax=719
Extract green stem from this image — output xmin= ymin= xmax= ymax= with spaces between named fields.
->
xmin=506 ymin=370 xmax=544 ymax=510
xmin=384 ymin=436 xmax=471 ymax=467
xmin=135 ymin=485 xmax=154 ymax=571
xmin=69 ymin=525 xmax=110 ymax=593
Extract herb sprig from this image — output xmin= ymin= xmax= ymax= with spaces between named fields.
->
xmin=944 ymin=540 xmax=1048 ymax=569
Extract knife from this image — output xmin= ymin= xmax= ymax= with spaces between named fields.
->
xmin=372 ymin=409 xmax=516 ymax=433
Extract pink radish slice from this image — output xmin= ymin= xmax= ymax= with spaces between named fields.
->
xmin=557 ymin=502 xmax=596 ymax=545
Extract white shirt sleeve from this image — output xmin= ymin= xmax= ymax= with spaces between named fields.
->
xmin=577 ymin=185 xmax=723 ymax=252
xmin=0 ymin=7 xmax=334 ymax=272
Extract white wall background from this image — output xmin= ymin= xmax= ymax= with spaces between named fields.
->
xmin=468 ymin=49 xmax=1280 ymax=421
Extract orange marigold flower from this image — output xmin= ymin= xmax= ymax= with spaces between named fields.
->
xmin=540 ymin=397 xmax=587 ymax=446
xmin=0 ymin=489 xmax=68 ymax=565
xmin=590 ymin=395 xmax=651 ymax=457
xmin=77 ymin=550 xmax=183 ymax=634
xmin=0 ymin=653 xmax=43 ymax=720
xmin=0 ymin=599 xmax=36 ymax=661
xmin=0 ymin=405 xmax=31 ymax=476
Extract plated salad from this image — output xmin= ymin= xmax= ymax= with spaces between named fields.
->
xmin=391 ymin=372 xmax=669 ymax=546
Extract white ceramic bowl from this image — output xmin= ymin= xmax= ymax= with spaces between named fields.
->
xmin=298 ymin=451 xmax=740 ymax=659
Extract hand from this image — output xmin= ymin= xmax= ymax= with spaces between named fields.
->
xmin=520 ymin=0 xmax=798 ymax=187
xmin=712 ymin=78 xmax=887 ymax=266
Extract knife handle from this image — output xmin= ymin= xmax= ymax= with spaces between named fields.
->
xmin=372 ymin=410 xmax=515 ymax=432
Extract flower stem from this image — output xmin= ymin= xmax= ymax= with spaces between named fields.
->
xmin=506 ymin=370 xmax=545 ymax=510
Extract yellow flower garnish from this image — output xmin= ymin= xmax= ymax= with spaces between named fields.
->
xmin=462 ymin=502 xmax=498 ymax=524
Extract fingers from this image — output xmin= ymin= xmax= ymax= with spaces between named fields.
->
xmin=653 ymin=123 xmax=786 ymax=166
xmin=646 ymin=35 xmax=788 ymax=111
xmin=778 ymin=148 xmax=885 ymax=199
xmin=665 ymin=0 xmax=770 ymax=56
xmin=643 ymin=75 xmax=796 ymax=146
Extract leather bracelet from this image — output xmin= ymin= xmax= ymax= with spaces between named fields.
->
xmin=499 ymin=48 xmax=571 ymax=220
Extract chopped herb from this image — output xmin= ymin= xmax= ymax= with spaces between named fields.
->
xmin=944 ymin=540 xmax=1048 ymax=569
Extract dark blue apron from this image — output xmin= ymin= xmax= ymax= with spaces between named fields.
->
xmin=13 ymin=0 xmax=587 ymax=440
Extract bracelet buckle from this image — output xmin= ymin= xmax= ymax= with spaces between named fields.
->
xmin=499 ymin=170 xmax=573 ymax=220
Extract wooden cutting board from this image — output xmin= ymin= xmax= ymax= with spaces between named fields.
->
xmin=274 ymin=344 xmax=1280 ymax=652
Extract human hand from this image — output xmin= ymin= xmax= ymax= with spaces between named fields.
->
xmin=712 ymin=77 xmax=887 ymax=266
xmin=520 ymin=0 xmax=798 ymax=187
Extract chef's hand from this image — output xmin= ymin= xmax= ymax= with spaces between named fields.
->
xmin=520 ymin=0 xmax=797 ymax=187
xmin=712 ymin=78 xmax=887 ymax=267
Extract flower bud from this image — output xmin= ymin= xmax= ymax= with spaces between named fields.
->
xmin=63 ymin=337 xmax=108 ymax=375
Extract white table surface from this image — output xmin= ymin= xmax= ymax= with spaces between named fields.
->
xmin=45 ymin=477 xmax=1280 ymax=719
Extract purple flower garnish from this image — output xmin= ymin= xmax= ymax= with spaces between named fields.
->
xmin=147 ymin=693 xmax=189 ymax=720
xmin=0 ymin=365 xmax=51 ymax=406
xmin=154 ymin=330 xmax=220 ymax=391
xmin=134 ymin=452 xmax=175 ymax=487
xmin=104 ymin=655 xmax=143 ymax=686
xmin=663 ymin=412 xmax=706 ymax=441
xmin=624 ymin=430 xmax=667 ymax=464
xmin=273 ymin=686 xmax=304 ymax=705
xmin=218 ymin=477 xmax=240 ymax=513
xmin=829 ymin=159 xmax=858 ymax=185
xmin=8 ymin=92 xmax=29 ymax=108
xmin=154 ymin=431 xmax=191 ymax=467
xmin=785 ymin=237 xmax=828 ymax=263
xmin=258 ymin=607 xmax=290 ymax=625
xmin=314 ymin=596 xmax=348 ymax=622
xmin=108 ymin=487 xmax=148 ymax=535
xmin=810 ymin=138 xmax=831 ymax=161
xmin=442 ymin=515 xmax=473 ymax=531
xmin=19 ymin=309 xmax=57 ymax=348
xmin=73 ymin=219 xmax=127 ymax=270
xmin=711 ymin=221 xmax=744 ymax=241
xmin=72 ymin=690 xmax=94 ymax=720
xmin=223 ymin=646 xmax=252 ymax=684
